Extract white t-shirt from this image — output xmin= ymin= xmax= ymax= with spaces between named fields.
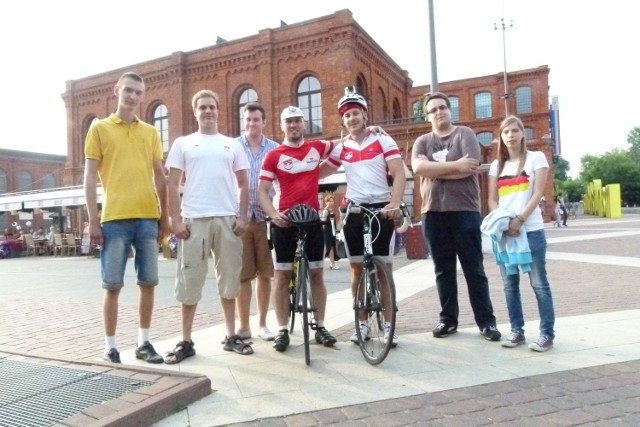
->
xmin=489 ymin=150 xmax=548 ymax=232
xmin=165 ymin=132 xmax=249 ymax=218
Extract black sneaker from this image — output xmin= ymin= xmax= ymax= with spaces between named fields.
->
xmin=273 ymin=329 xmax=290 ymax=352
xmin=314 ymin=326 xmax=337 ymax=346
xmin=135 ymin=341 xmax=164 ymax=364
xmin=432 ymin=321 xmax=457 ymax=338
xmin=480 ymin=325 xmax=502 ymax=341
xmin=103 ymin=348 xmax=121 ymax=363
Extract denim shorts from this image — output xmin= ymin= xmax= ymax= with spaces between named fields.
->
xmin=101 ymin=219 xmax=159 ymax=290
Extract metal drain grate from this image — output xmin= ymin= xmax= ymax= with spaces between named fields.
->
xmin=0 ymin=359 xmax=154 ymax=427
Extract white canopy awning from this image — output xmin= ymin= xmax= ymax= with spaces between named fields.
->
xmin=0 ymin=186 xmax=103 ymax=211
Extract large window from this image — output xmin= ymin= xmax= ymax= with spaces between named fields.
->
xmin=524 ymin=127 xmax=534 ymax=141
xmin=477 ymin=132 xmax=493 ymax=145
xmin=0 ymin=169 xmax=7 ymax=193
xmin=515 ymin=86 xmax=532 ymax=114
xmin=297 ymin=76 xmax=322 ymax=134
xmin=449 ymin=96 xmax=460 ymax=122
xmin=17 ymin=171 xmax=33 ymax=191
xmin=474 ymin=92 xmax=492 ymax=119
xmin=412 ymin=100 xmax=425 ymax=122
xmin=41 ymin=172 xmax=56 ymax=189
xmin=153 ymin=104 xmax=169 ymax=152
xmin=392 ymin=99 xmax=401 ymax=123
xmin=237 ymin=88 xmax=258 ymax=134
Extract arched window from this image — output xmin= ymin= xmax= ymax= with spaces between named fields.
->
xmin=0 ymin=169 xmax=7 ymax=193
xmin=297 ymin=76 xmax=322 ymax=134
xmin=477 ymin=132 xmax=493 ymax=145
xmin=392 ymin=98 xmax=402 ymax=123
xmin=515 ymin=86 xmax=532 ymax=114
xmin=374 ymin=87 xmax=388 ymax=122
xmin=41 ymin=172 xmax=56 ymax=189
xmin=449 ymin=96 xmax=460 ymax=122
xmin=153 ymin=104 xmax=169 ymax=152
xmin=237 ymin=88 xmax=258 ymax=134
xmin=412 ymin=100 xmax=425 ymax=122
xmin=355 ymin=75 xmax=368 ymax=100
xmin=474 ymin=92 xmax=492 ymax=119
xmin=17 ymin=171 xmax=33 ymax=191
xmin=524 ymin=127 xmax=534 ymax=141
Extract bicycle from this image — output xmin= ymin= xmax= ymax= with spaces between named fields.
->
xmin=268 ymin=204 xmax=324 ymax=366
xmin=342 ymin=201 xmax=411 ymax=365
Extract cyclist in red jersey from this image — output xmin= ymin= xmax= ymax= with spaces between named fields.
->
xmin=258 ymin=106 xmax=337 ymax=352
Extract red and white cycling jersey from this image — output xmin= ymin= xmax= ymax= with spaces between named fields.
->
xmin=326 ymin=132 xmax=401 ymax=204
xmin=260 ymin=139 xmax=333 ymax=211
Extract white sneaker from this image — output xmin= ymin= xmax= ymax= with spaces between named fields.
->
xmin=350 ymin=323 xmax=370 ymax=343
xmin=384 ymin=324 xmax=398 ymax=347
xmin=258 ymin=327 xmax=275 ymax=341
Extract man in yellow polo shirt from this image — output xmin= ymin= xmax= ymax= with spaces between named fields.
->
xmin=84 ymin=71 xmax=169 ymax=364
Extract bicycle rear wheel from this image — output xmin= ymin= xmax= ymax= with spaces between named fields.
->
xmin=354 ymin=257 xmax=396 ymax=365
xmin=297 ymin=257 xmax=312 ymax=366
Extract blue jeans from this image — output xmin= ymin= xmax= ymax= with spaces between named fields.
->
xmin=500 ymin=229 xmax=555 ymax=338
xmin=101 ymin=219 xmax=159 ymax=290
xmin=422 ymin=211 xmax=496 ymax=328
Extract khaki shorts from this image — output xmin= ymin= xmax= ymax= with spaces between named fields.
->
xmin=174 ymin=216 xmax=242 ymax=304
xmin=240 ymin=220 xmax=274 ymax=282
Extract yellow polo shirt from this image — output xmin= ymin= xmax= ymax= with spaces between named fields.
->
xmin=85 ymin=114 xmax=163 ymax=223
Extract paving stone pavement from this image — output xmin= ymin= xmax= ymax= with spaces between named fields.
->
xmin=1 ymin=214 xmax=639 ymax=426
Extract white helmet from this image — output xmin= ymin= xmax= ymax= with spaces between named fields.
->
xmin=338 ymin=86 xmax=367 ymax=116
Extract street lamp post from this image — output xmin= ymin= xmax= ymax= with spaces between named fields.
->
xmin=494 ymin=17 xmax=513 ymax=117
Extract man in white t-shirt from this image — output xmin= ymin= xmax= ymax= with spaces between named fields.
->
xmin=164 ymin=90 xmax=251 ymax=363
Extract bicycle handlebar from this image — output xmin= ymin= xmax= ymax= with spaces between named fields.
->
xmin=343 ymin=201 xmax=412 ymax=234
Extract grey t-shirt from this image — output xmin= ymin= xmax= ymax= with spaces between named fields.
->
xmin=411 ymin=126 xmax=481 ymax=214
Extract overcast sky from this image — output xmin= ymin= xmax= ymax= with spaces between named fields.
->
xmin=1 ymin=0 xmax=637 ymax=178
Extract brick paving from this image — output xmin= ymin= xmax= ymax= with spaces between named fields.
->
xmin=1 ymin=215 xmax=639 ymax=425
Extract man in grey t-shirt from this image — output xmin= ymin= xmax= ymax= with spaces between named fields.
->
xmin=411 ymin=92 xmax=501 ymax=342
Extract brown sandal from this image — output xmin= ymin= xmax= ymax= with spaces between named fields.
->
xmin=223 ymin=335 xmax=254 ymax=355
xmin=164 ymin=340 xmax=195 ymax=364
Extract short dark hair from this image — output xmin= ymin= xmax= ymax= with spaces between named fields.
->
xmin=243 ymin=102 xmax=265 ymax=120
xmin=423 ymin=92 xmax=451 ymax=110
xmin=118 ymin=71 xmax=144 ymax=85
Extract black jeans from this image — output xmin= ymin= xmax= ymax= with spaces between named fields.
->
xmin=422 ymin=211 xmax=496 ymax=329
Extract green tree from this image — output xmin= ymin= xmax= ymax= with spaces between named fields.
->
xmin=627 ymin=126 xmax=640 ymax=163
xmin=552 ymin=155 xmax=570 ymax=181
xmin=579 ymin=149 xmax=640 ymax=206
xmin=558 ymin=178 xmax=585 ymax=202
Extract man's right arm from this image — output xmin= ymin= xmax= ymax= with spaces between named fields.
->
xmin=83 ymin=158 xmax=102 ymax=244
xmin=167 ymin=168 xmax=189 ymax=240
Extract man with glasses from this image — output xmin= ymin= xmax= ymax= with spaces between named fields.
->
xmin=411 ymin=92 xmax=502 ymax=342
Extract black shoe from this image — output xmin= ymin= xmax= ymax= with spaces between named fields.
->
xmin=103 ymin=348 xmax=121 ymax=363
xmin=314 ymin=326 xmax=336 ymax=346
xmin=273 ymin=329 xmax=290 ymax=352
xmin=135 ymin=341 xmax=164 ymax=364
xmin=480 ymin=325 xmax=502 ymax=341
xmin=432 ymin=321 xmax=457 ymax=338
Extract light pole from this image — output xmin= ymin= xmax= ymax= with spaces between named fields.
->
xmin=494 ymin=17 xmax=513 ymax=117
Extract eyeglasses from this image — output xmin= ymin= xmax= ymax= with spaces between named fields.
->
xmin=427 ymin=105 xmax=448 ymax=115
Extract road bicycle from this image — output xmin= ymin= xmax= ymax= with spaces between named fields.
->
xmin=342 ymin=201 xmax=411 ymax=365
xmin=268 ymin=206 xmax=325 ymax=366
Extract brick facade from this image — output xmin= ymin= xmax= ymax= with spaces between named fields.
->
xmin=2 ymin=8 xmax=554 ymax=228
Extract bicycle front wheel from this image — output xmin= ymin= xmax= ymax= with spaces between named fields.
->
xmin=354 ymin=256 xmax=396 ymax=365
xmin=297 ymin=257 xmax=312 ymax=366
xmin=289 ymin=261 xmax=297 ymax=334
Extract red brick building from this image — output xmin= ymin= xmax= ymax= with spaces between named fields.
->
xmin=2 ymin=8 xmax=555 ymax=229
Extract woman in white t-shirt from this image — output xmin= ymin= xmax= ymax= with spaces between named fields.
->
xmin=487 ymin=115 xmax=556 ymax=353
